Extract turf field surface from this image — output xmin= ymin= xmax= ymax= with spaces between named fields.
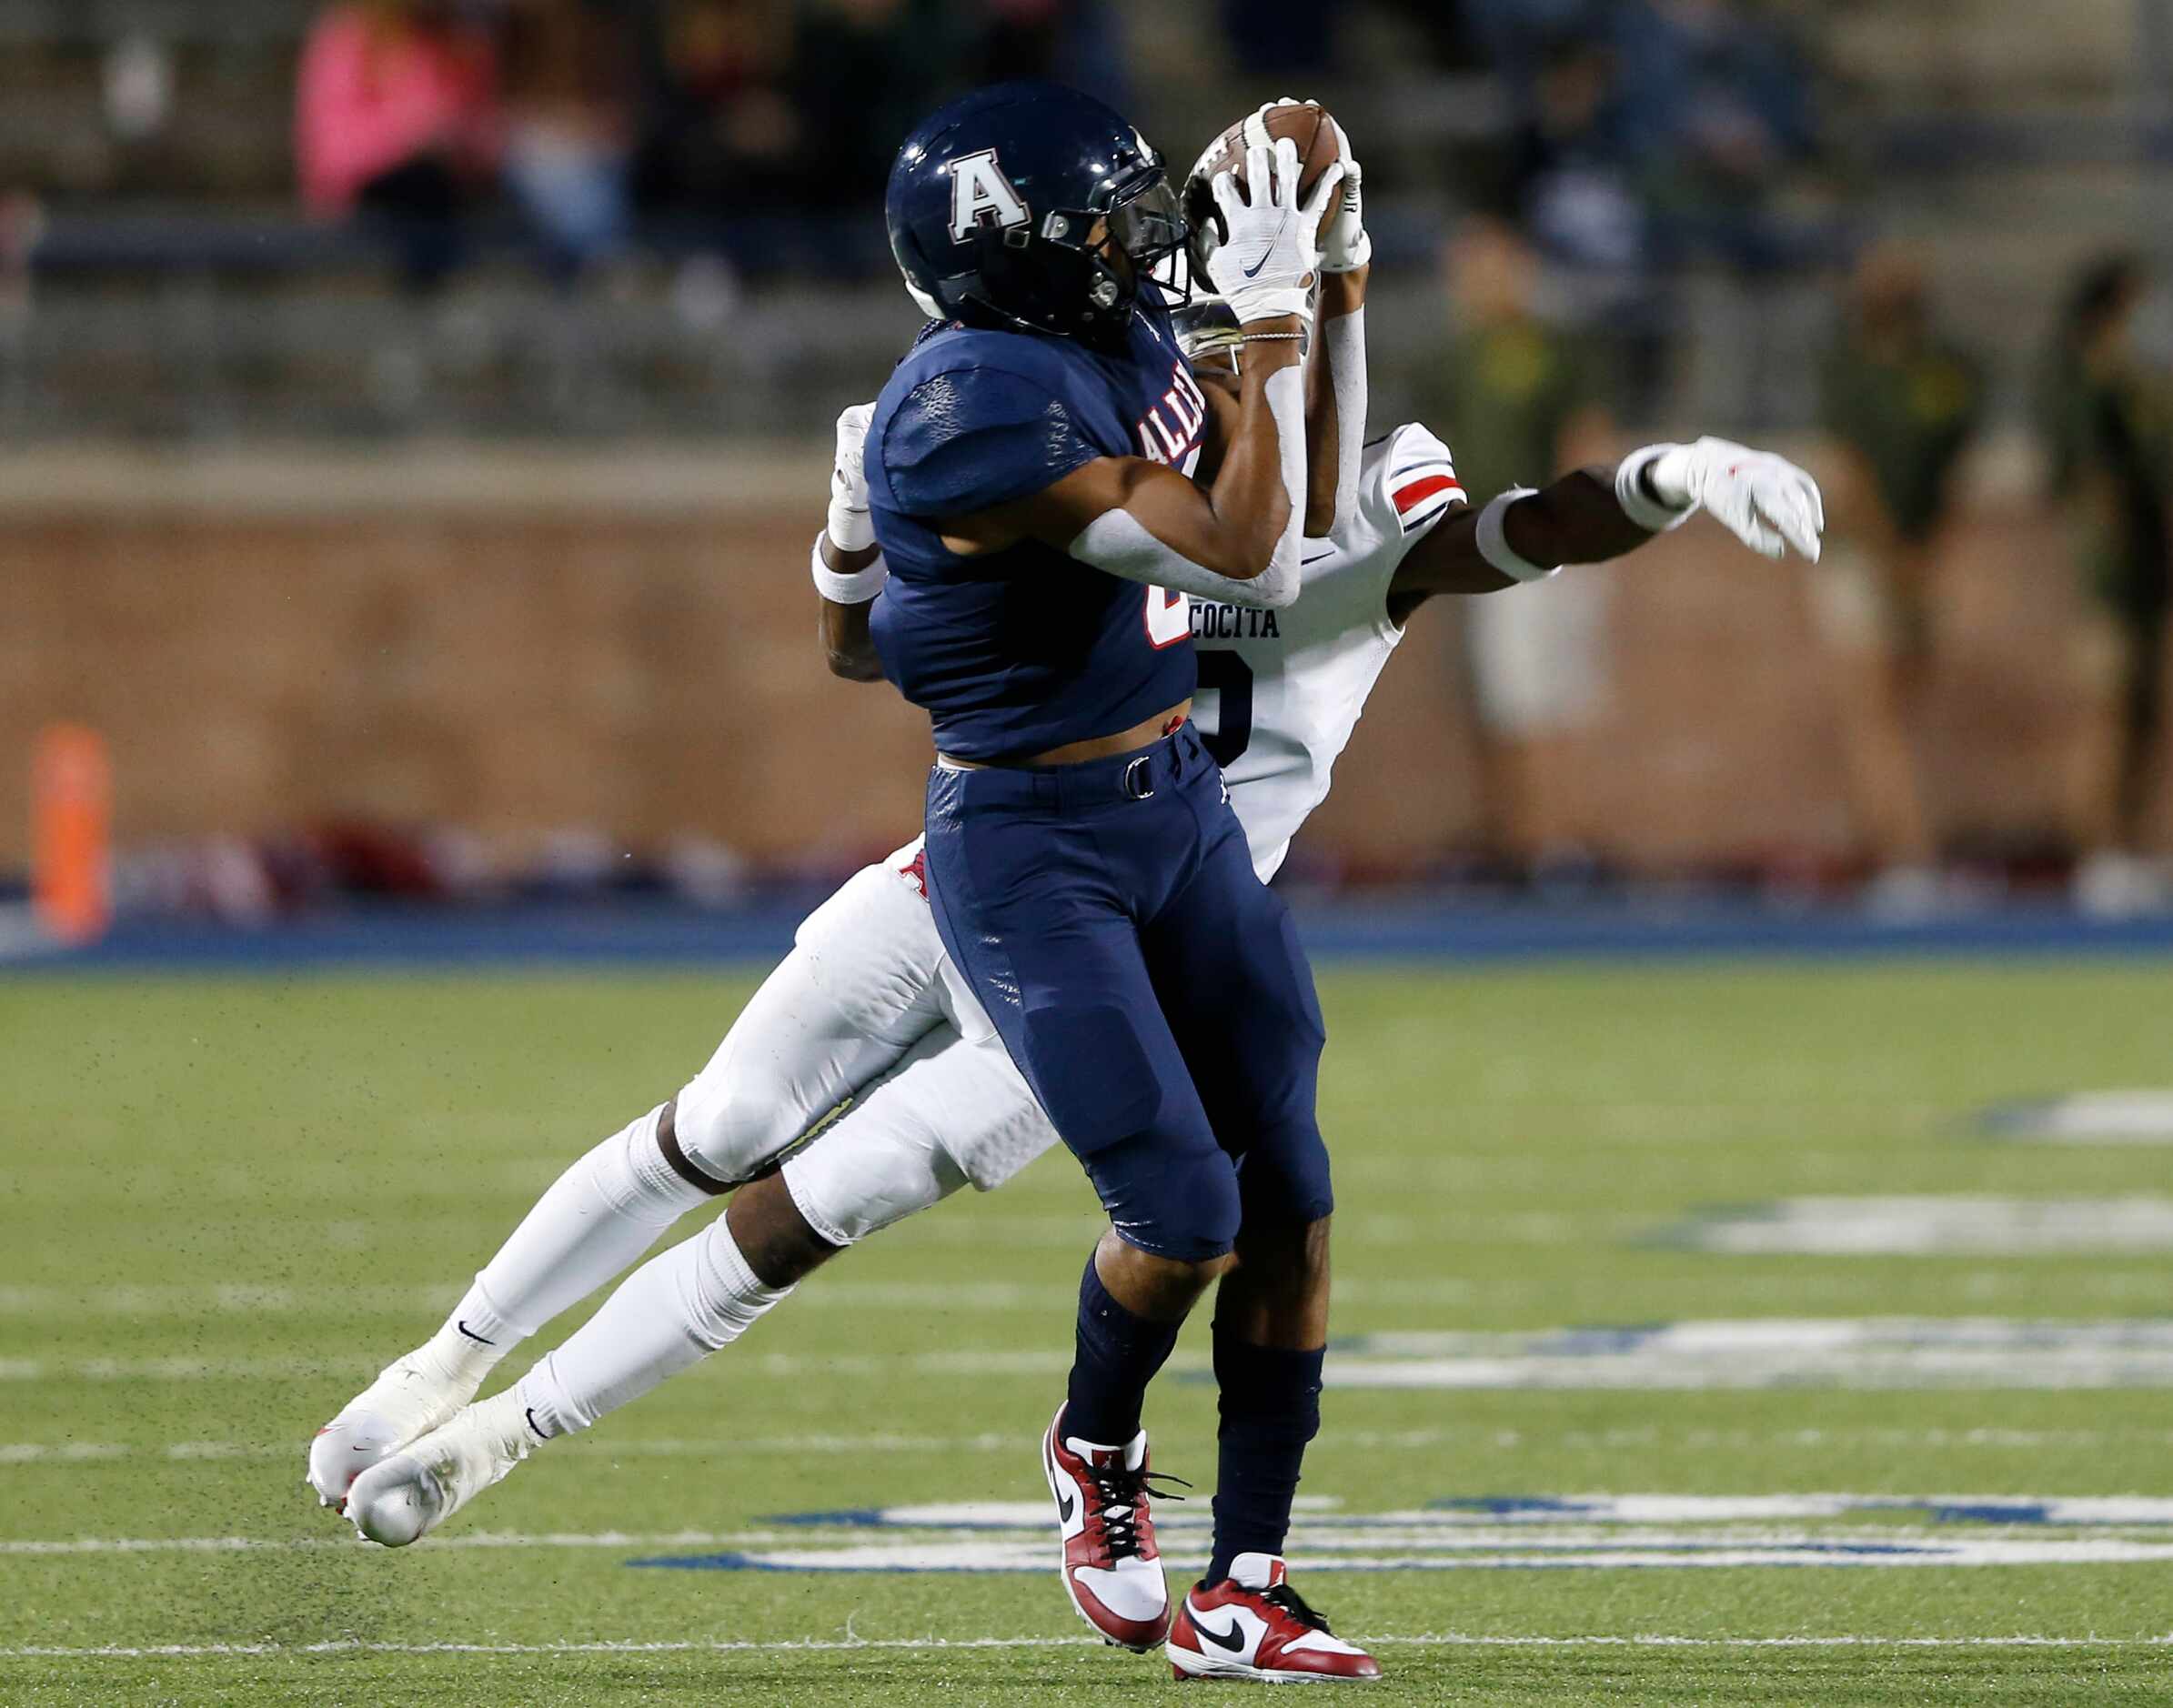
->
xmin=3 ymin=963 xmax=2170 ymax=1704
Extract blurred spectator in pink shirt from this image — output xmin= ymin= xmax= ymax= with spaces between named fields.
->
xmin=297 ymin=1 xmax=502 ymax=286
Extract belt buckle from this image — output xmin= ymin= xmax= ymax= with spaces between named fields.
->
xmin=1122 ymin=755 xmax=1155 ymax=801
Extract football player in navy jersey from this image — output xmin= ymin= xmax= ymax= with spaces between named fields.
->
xmin=310 ymin=96 xmax=1822 ymax=1685
xmin=857 ymin=83 xmax=1368 ymax=1665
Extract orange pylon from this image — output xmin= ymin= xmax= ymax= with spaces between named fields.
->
xmin=32 ymin=723 xmax=111 ymax=943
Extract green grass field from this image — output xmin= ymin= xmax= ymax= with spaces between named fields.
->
xmin=4 ymin=962 xmax=2172 ymax=1704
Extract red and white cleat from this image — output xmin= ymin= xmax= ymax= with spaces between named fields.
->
xmin=1040 ymin=1404 xmax=1182 ymax=1652
xmin=1168 ymin=1553 xmax=1381 ymax=1683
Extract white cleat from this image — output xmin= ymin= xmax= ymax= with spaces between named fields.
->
xmin=345 ymin=1390 xmax=538 ymax=1548
xmin=307 ymin=1347 xmax=479 ymax=1512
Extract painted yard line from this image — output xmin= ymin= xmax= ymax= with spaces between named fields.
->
xmin=1326 ymin=1317 xmax=2173 ymax=1392
xmin=0 ymin=1532 xmax=809 ymax=1556
xmin=1977 ymin=1090 xmax=2173 ymax=1143
xmin=22 ymin=1318 xmax=2173 ymax=1389
xmin=0 ymin=1277 xmax=1482 ymax=1316
xmin=0 ymin=1281 xmax=1082 ymax=1316
xmin=16 ymin=1424 xmax=2159 ymax=1466
xmin=4 ymin=1634 xmax=2169 ymax=1662
xmin=1666 ymin=1196 xmax=2173 ymax=1255
xmin=1327 ymin=1356 xmax=2173 ymax=1392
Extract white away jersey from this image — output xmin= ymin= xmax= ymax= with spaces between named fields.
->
xmin=1190 ymin=422 xmax=1464 ymax=880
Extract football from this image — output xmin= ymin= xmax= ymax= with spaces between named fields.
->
xmin=1183 ymin=100 xmax=1343 ymax=245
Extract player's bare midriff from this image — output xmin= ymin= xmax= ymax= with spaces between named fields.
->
xmin=938 ymin=698 xmax=1193 ymax=770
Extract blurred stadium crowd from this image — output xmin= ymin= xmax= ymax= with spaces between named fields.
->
xmin=4 ymin=0 xmax=2173 ymax=923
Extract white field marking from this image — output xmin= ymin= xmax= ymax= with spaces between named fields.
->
xmin=1672 ymin=1196 xmax=2173 ymax=1255
xmin=1327 ymin=1318 xmax=2173 ymax=1391
xmin=1978 ymin=1091 xmax=2173 ymax=1144
xmin=18 ymin=1424 xmax=2158 ymax=1468
xmin=0 ymin=1435 xmax=1032 ymax=1464
xmin=18 ymin=1318 xmax=2173 ymax=1390
xmin=789 ymin=1495 xmax=2173 ymax=1529
xmin=0 ymin=1281 xmax=1091 ymax=1317
xmin=653 ymin=1539 xmax=2173 ymax=1572
xmin=5 ymin=1634 xmax=2169 ymax=1661
xmin=0 ymin=1351 xmax=1190 ymax=1382
xmin=14 ymin=1533 xmax=2173 ymax=1572
xmin=19 ymin=1496 xmax=2173 ymax=1561
xmin=0 ymin=1275 xmax=1476 ymax=1316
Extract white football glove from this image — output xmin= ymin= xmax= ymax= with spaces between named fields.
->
xmin=826 ymin=402 xmax=876 ymax=553
xmin=1203 ymin=136 xmax=1343 ymax=327
xmin=1257 ymin=98 xmax=1369 ymax=273
xmin=1626 ymin=436 xmax=1825 ymax=562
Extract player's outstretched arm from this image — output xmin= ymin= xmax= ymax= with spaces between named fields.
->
xmin=941 ymin=139 xmax=1339 ymax=609
xmin=1304 ymin=105 xmax=1369 ymax=536
xmin=812 ymin=403 xmax=888 ymax=681
xmin=1390 ymin=437 xmax=1825 ymax=605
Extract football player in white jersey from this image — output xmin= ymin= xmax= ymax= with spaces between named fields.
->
xmin=312 ymin=108 xmax=1820 ymax=1686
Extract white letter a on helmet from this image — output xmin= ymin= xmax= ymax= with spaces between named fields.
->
xmin=949 ymin=149 xmax=1029 ymax=243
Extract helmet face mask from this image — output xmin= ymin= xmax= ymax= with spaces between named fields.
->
xmin=1155 ymin=246 xmax=1241 ymax=369
xmin=887 ymin=83 xmax=1191 ymax=349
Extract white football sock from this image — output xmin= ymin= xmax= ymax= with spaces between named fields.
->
xmin=515 ymin=1221 xmax=790 ymax=1437
xmin=416 ymin=1106 xmax=712 ymax=1389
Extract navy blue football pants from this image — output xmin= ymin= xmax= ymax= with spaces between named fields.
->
xmin=923 ymin=722 xmax=1332 ymax=1262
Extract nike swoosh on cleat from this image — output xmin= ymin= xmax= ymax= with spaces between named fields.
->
xmin=1056 ymin=1485 xmax=1075 ymax=1523
xmin=1191 ymin=1608 xmax=1248 ymax=1653
xmin=1301 ymin=548 xmax=1334 ymax=564
xmin=456 ymin=1320 xmax=496 ymax=1346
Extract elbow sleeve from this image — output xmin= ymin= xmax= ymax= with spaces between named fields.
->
xmin=1323 ymin=309 xmax=1366 ymax=535
xmin=1069 ymin=363 xmax=1309 ymax=610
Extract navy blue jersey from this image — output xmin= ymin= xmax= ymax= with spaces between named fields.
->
xmin=867 ymin=294 xmax=1211 ymax=761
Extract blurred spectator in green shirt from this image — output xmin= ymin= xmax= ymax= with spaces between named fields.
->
xmin=2038 ymin=254 xmax=2173 ymax=912
xmin=1810 ymin=246 xmax=1982 ymax=906
xmin=1420 ymin=217 xmax=1615 ymax=507
xmin=1418 ymin=218 xmax=1616 ymax=866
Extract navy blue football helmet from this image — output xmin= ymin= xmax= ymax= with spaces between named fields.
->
xmin=886 ymin=81 xmax=1188 ymax=347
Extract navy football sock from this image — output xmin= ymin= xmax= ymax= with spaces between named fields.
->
xmin=1206 ymin=1330 xmax=1324 ymax=1584
xmin=1062 ymin=1257 xmax=1182 ymax=1446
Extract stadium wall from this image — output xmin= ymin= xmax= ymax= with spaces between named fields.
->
xmin=0 ymin=443 xmax=2112 ymax=876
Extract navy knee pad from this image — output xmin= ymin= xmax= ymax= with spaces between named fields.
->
xmin=1086 ymin=1129 xmax=1243 ymax=1263
xmin=1235 ymin=1120 xmax=1335 ymax=1230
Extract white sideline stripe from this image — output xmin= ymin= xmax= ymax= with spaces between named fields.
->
xmin=3 ymin=1634 xmax=2168 ymax=1661
xmin=1 ymin=1434 xmax=1025 ymax=1464
xmin=18 ymin=1318 xmax=2173 ymax=1390
xmin=1673 ymin=1196 xmax=2173 ymax=1255
xmin=0 ymin=1351 xmax=1101 ymax=1381
xmin=1327 ymin=1317 xmax=2173 ymax=1392
xmin=0 ymin=1276 xmax=1479 ymax=1318
xmin=1979 ymin=1090 xmax=2173 ymax=1143
xmin=20 ymin=1425 xmax=2167 ymax=1465
xmin=707 ymin=1539 xmax=2173 ymax=1570
xmin=90 ymin=1425 xmax=2173 ymax=1462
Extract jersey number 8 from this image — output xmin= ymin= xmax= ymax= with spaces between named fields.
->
xmin=1194 ymin=651 xmax=1253 ymax=767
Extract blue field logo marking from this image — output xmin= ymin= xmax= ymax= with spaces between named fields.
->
xmin=625 ymin=1493 xmax=2173 ymax=1573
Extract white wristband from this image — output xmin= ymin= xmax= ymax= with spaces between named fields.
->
xmin=1227 ymin=286 xmax=1315 ymax=329
xmin=1475 ymin=488 xmax=1559 ymax=583
xmin=1614 ymin=444 xmax=1697 ymax=533
xmin=811 ymin=534 xmax=889 ymax=605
